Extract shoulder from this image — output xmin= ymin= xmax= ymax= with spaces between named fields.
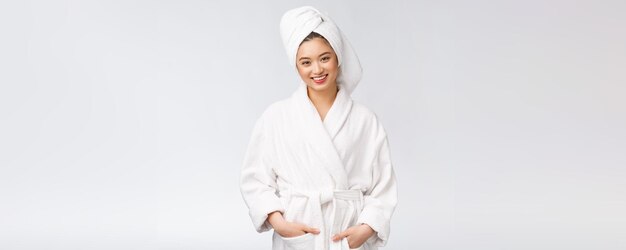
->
xmin=349 ymin=101 xmax=389 ymax=139
xmin=351 ymin=101 xmax=377 ymax=120
xmin=253 ymin=96 xmax=292 ymax=130
xmin=351 ymin=101 xmax=384 ymax=126
xmin=259 ymin=98 xmax=291 ymax=119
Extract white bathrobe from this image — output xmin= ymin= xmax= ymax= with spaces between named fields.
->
xmin=240 ymin=83 xmax=397 ymax=250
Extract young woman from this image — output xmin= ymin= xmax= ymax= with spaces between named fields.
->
xmin=240 ymin=6 xmax=398 ymax=250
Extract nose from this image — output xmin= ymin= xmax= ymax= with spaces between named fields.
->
xmin=313 ymin=62 xmax=323 ymax=75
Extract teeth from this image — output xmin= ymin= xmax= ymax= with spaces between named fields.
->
xmin=313 ymin=75 xmax=327 ymax=81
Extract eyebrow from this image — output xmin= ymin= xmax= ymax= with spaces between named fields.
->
xmin=298 ymin=52 xmax=332 ymax=61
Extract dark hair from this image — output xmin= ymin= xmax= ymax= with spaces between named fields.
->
xmin=300 ymin=32 xmax=331 ymax=46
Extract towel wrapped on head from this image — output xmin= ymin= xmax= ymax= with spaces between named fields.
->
xmin=280 ymin=6 xmax=362 ymax=95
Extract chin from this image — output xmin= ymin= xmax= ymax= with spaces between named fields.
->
xmin=307 ymin=83 xmax=331 ymax=92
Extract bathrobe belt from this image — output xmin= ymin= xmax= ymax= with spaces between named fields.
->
xmin=281 ymin=188 xmax=362 ymax=202
xmin=280 ymin=189 xmax=363 ymax=249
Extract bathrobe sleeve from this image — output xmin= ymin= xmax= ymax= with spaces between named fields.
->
xmin=240 ymin=115 xmax=285 ymax=233
xmin=357 ymin=130 xmax=398 ymax=246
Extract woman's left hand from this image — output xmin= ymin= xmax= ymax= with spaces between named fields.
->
xmin=331 ymin=224 xmax=375 ymax=248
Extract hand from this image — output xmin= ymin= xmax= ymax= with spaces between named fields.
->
xmin=331 ymin=224 xmax=375 ymax=249
xmin=267 ymin=211 xmax=320 ymax=238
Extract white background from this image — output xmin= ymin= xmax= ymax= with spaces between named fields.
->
xmin=1 ymin=0 xmax=625 ymax=249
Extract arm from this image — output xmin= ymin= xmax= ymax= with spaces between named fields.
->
xmin=240 ymin=117 xmax=285 ymax=232
xmin=240 ymin=115 xmax=321 ymax=236
xmin=356 ymin=136 xmax=398 ymax=246
xmin=333 ymin=134 xmax=398 ymax=248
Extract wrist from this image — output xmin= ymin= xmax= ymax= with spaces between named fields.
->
xmin=267 ymin=211 xmax=286 ymax=230
xmin=360 ymin=223 xmax=375 ymax=236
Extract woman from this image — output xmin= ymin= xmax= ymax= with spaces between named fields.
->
xmin=240 ymin=6 xmax=397 ymax=250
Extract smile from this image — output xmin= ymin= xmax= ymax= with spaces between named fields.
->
xmin=312 ymin=74 xmax=328 ymax=84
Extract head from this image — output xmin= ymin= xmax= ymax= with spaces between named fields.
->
xmin=295 ymin=32 xmax=339 ymax=94
xmin=281 ymin=6 xmax=361 ymax=94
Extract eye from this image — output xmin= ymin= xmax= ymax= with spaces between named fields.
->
xmin=321 ymin=56 xmax=330 ymax=62
xmin=301 ymin=61 xmax=310 ymax=66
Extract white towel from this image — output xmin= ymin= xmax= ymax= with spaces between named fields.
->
xmin=280 ymin=6 xmax=363 ymax=95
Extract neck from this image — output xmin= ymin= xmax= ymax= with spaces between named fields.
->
xmin=307 ymin=84 xmax=338 ymax=121
xmin=307 ymin=84 xmax=338 ymax=108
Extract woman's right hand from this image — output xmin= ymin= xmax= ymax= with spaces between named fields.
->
xmin=267 ymin=211 xmax=320 ymax=238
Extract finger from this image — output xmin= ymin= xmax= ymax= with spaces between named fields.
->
xmin=303 ymin=226 xmax=320 ymax=234
xmin=332 ymin=229 xmax=351 ymax=242
xmin=293 ymin=223 xmax=319 ymax=234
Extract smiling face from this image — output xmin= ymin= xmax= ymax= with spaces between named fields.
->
xmin=295 ymin=36 xmax=339 ymax=94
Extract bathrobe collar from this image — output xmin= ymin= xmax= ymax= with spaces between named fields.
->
xmin=294 ymin=84 xmax=351 ymax=189
xmin=297 ymin=84 xmax=353 ymax=140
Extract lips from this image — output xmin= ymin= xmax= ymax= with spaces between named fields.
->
xmin=312 ymin=74 xmax=328 ymax=84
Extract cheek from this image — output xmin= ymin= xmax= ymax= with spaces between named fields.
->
xmin=296 ymin=66 xmax=309 ymax=79
xmin=327 ymin=62 xmax=339 ymax=75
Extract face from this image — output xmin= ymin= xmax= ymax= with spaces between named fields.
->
xmin=295 ymin=37 xmax=339 ymax=94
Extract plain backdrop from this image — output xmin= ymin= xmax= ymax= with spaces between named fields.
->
xmin=1 ymin=0 xmax=625 ymax=249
